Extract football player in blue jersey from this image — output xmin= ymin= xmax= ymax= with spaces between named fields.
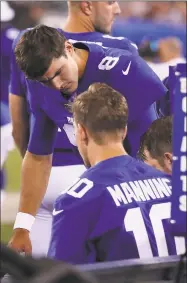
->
xmin=65 ymin=1 xmax=121 ymax=34
xmin=138 ymin=64 xmax=187 ymax=239
xmin=0 ymin=1 xmax=19 ymax=104
xmin=48 ymin=83 xmax=185 ymax=263
xmin=9 ymin=24 xmax=166 ymax=256
xmin=8 ymin=2 xmax=139 ymax=257
xmin=137 ymin=116 xmax=173 ymax=175
xmin=0 ymin=1 xmax=18 ymax=204
xmin=63 ymin=1 xmax=137 ymax=52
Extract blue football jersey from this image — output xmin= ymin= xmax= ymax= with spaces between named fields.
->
xmin=1 ymin=25 xmax=19 ymax=104
xmin=171 ymin=63 xmax=187 ymax=236
xmin=9 ymin=29 xmax=137 ymax=166
xmin=48 ymin=155 xmax=186 ymax=263
xmin=9 ymin=29 xmax=166 ymax=164
xmin=62 ymin=30 xmax=138 ymax=54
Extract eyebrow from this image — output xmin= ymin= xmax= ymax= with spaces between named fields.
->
xmin=38 ymin=66 xmax=63 ymax=83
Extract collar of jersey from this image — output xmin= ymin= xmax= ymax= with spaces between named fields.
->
xmin=91 ymin=155 xmax=133 ymax=170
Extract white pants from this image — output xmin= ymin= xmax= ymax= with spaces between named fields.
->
xmin=30 ymin=164 xmax=86 ymax=257
xmin=1 ymin=123 xmax=15 ymax=168
xmin=1 ymin=123 xmax=15 ymax=206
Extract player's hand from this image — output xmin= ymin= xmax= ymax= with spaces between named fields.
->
xmin=8 ymin=228 xmax=32 ymax=255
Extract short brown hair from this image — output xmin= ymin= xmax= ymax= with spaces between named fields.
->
xmin=15 ymin=25 xmax=67 ymax=80
xmin=72 ymin=83 xmax=128 ymax=144
xmin=137 ymin=116 xmax=173 ymax=161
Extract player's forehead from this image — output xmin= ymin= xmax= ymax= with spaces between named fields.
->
xmin=40 ymin=56 xmax=67 ymax=81
xmin=45 ymin=57 xmax=64 ymax=74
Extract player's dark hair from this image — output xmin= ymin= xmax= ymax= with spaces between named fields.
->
xmin=137 ymin=116 xmax=173 ymax=162
xmin=14 ymin=25 xmax=67 ymax=80
xmin=72 ymin=83 xmax=128 ymax=144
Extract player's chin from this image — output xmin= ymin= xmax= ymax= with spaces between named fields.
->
xmin=62 ymin=81 xmax=77 ymax=94
xmin=68 ymin=82 xmax=78 ymax=94
xmin=62 ymin=86 xmax=77 ymax=96
xmin=101 ymin=27 xmax=111 ymax=34
xmin=105 ymin=25 xmax=113 ymax=34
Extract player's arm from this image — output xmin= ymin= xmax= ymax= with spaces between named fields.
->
xmin=8 ymin=110 xmax=58 ymax=254
xmin=9 ymin=95 xmax=29 ymax=157
xmin=48 ymin=179 xmax=99 ymax=263
xmin=110 ymin=53 xmax=167 ymax=122
xmin=9 ymin=32 xmax=29 ymax=157
xmin=48 ymin=201 xmax=95 ymax=264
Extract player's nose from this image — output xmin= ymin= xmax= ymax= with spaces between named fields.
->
xmin=114 ymin=2 xmax=121 ymax=16
xmin=51 ymin=76 xmax=62 ymax=90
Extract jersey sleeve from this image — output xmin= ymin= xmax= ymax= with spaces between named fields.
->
xmin=48 ymin=196 xmax=99 ymax=264
xmin=101 ymin=35 xmax=138 ymax=55
xmin=28 ymin=109 xmax=58 ymax=155
xmin=109 ymin=53 xmax=167 ymax=122
xmin=9 ymin=31 xmax=26 ymax=96
xmin=48 ymin=177 xmax=108 ymax=263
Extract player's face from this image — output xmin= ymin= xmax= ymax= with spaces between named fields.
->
xmin=39 ymin=42 xmax=79 ymax=95
xmin=91 ymin=1 xmax=121 ymax=34
xmin=74 ymin=122 xmax=91 ymax=168
xmin=143 ymin=149 xmax=172 ymax=175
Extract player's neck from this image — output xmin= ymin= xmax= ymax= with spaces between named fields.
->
xmin=63 ymin=14 xmax=95 ymax=33
xmin=74 ymin=48 xmax=89 ymax=79
xmin=88 ymin=142 xmax=128 ymax=167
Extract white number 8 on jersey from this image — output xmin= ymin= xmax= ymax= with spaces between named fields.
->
xmin=98 ymin=56 xmax=119 ymax=71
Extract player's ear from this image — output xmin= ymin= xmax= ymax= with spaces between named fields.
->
xmin=80 ymin=1 xmax=93 ymax=16
xmin=163 ymin=152 xmax=172 ymax=174
xmin=77 ymin=123 xmax=88 ymax=144
xmin=122 ymin=126 xmax=128 ymax=140
xmin=65 ymin=41 xmax=74 ymax=56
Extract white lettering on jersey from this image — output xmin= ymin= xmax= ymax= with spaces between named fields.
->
xmin=124 ymin=203 xmax=186 ymax=258
xmin=107 ymin=178 xmax=171 ymax=206
xmin=106 ymin=175 xmax=185 ymax=258
xmin=98 ymin=56 xmax=119 ymax=71
xmin=67 ymin=178 xmax=94 ymax=198
xmin=107 ymin=185 xmax=128 ymax=206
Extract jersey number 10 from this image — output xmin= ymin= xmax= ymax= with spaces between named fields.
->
xmin=124 ymin=202 xmax=185 ymax=258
